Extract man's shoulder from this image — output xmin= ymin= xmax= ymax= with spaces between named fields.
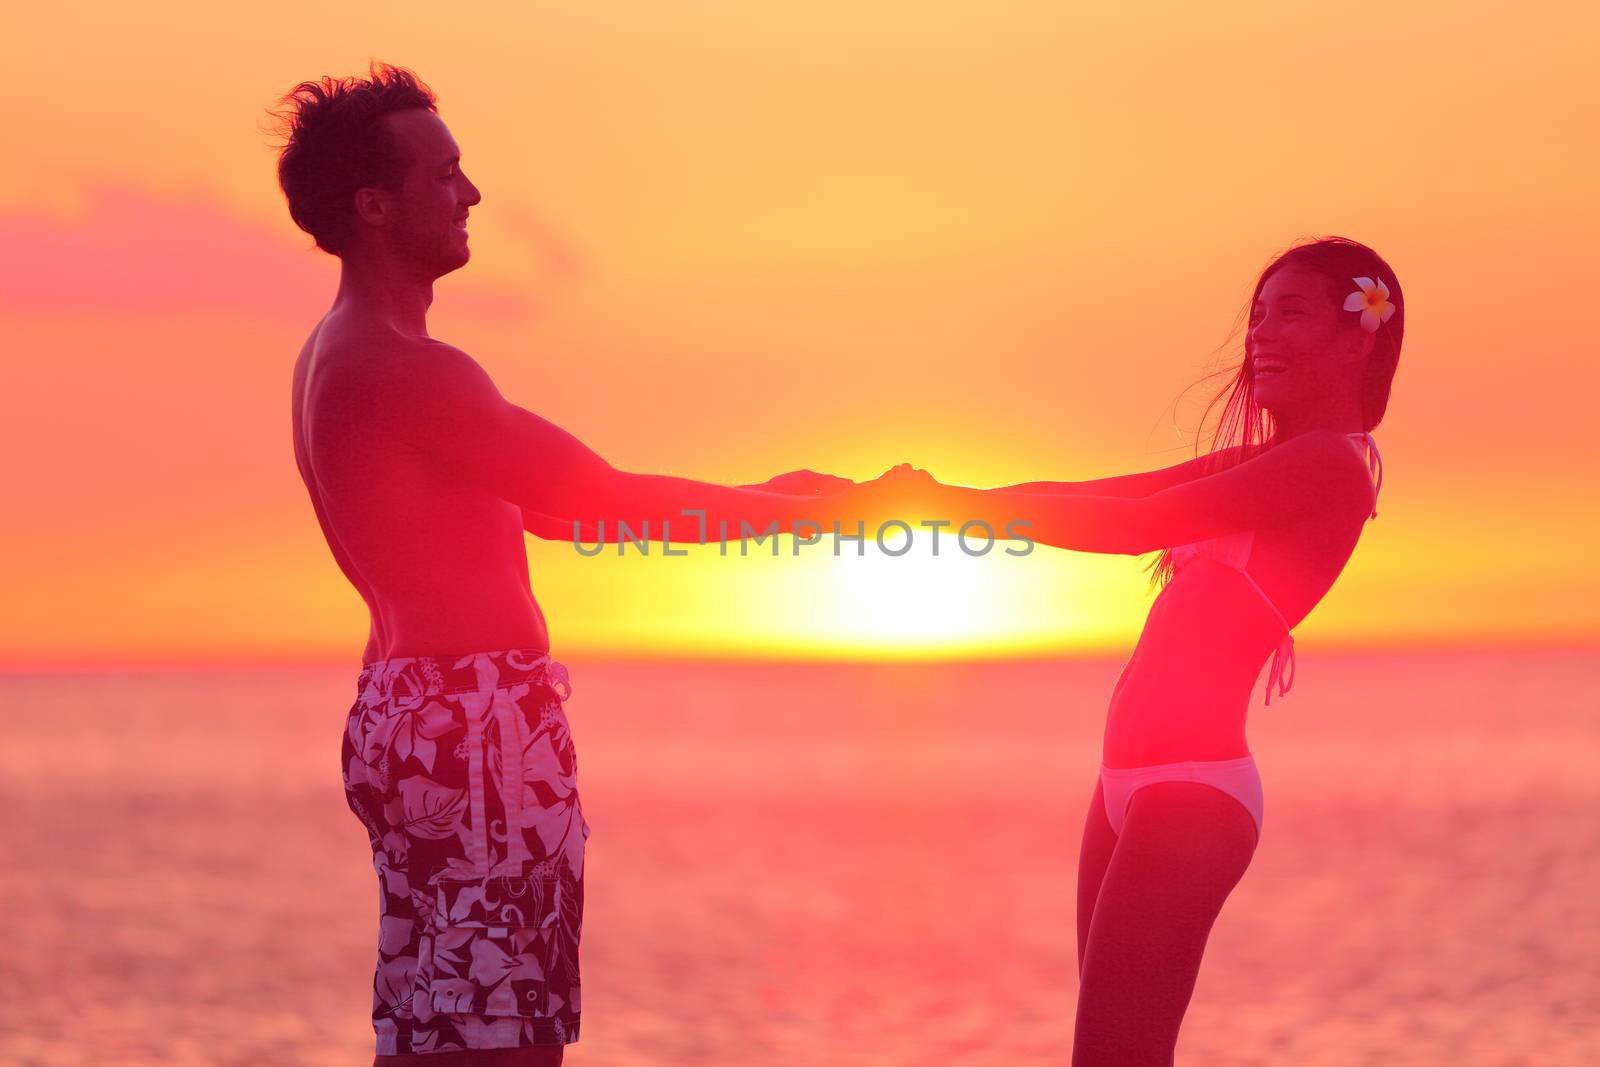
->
xmin=314 ymin=319 xmax=441 ymax=363
xmin=393 ymin=338 xmax=499 ymax=402
xmin=317 ymin=327 xmax=488 ymax=396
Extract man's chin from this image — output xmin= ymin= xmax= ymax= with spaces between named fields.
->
xmin=430 ymin=248 xmax=471 ymax=278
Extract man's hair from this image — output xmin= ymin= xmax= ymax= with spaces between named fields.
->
xmin=269 ymin=61 xmax=438 ymax=256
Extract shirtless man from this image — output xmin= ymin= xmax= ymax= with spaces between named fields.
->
xmin=276 ymin=63 xmax=872 ymax=1065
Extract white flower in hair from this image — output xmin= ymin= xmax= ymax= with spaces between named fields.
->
xmin=1344 ymin=276 xmax=1396 ymax=333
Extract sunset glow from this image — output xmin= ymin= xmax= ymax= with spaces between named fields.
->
xmin=2 ymin=2 xmax=1596 ymax=665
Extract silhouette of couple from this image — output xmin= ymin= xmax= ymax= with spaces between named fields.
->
xmin=279 ymin=64 xmax=1400 ymax=1067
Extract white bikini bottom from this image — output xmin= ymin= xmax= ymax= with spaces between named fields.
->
xmin=1099 ymin=755 xmax=1263 ymax=842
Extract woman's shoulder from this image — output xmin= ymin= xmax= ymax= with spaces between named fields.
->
xmin=1200 ymin=438 xmax=1273 ymax=472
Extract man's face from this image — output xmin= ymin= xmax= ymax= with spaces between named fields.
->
xmin=370 ymin=109 xmax=481 ymax=277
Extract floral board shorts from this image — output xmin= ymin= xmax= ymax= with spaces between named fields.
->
xmin=342 ymin=647 xmax=590 ymax=1055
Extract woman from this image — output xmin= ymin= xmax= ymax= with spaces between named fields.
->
xmin=878 ymin=236 xmax=1402 ymax=1064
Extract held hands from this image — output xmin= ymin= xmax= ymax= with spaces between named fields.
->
xmin=874 ymin=462 xmax=938 ymax=490
xmin=842 ymin=462 xmax=944 ymax=524
xmin=740 ymin=464 xmax=945 ymax=530
xmin=741 ymin=468 xmax=857 ymax=495
xmin=748 ymin=465 xmax=930 ymax=497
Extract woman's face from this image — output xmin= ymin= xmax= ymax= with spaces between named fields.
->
xmin=1247 ymin=266 xmax=1367 ymax=411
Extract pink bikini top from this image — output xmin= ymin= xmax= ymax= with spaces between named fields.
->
xmin=1171 ymin=431 xmax=1384 ymax=707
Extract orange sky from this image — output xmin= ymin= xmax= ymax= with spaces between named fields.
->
xmin=2 ymin=2 xmax=1597 ymax=666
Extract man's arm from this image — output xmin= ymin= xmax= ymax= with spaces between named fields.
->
xmin=906 ymin=431 xmax=1371 ymax=555
xmin=377 ymin=342 xmax=845 ymax=534
xmin=521 ymin=508 xmax=594 ymax=541
xmin=523 ymin=470 xmax=855 ymax=542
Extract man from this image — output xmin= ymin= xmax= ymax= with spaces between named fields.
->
xmin=275 ymin=62 xmax=872 ymax=1065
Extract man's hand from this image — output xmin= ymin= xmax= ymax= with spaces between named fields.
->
xmin=739 ymin=469 xmax=856 ymax=495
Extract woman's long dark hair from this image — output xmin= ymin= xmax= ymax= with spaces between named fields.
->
xmin=1143 ymin=235 xmax=1405 ymax=593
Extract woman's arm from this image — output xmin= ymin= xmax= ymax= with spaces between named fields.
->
xmin=992 ymin=445 xmax=1255 ymax=498
xmin=917 ymin=431 xmax=1371 ymax=555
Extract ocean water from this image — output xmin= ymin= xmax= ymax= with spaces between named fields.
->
xmin=2 ymin=652 xmax=1596 ymax=1066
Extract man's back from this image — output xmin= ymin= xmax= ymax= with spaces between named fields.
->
xmin=290 ymin=310 xmax=549 ymax=663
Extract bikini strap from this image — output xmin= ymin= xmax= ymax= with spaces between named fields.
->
xmin=1352 ymin=432 xmax=1382 ymax=519
xmin=1262 ymin=434 xmax=1376 ymax=708
xmin=1263 ymin=633 xmax=1296 ymax=707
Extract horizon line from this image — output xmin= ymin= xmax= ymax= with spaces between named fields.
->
xmin=2 ymin=634 xmax=1596 ymax=675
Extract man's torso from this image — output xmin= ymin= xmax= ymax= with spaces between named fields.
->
xmin=290 ymin=311 xmax=549 ymax=663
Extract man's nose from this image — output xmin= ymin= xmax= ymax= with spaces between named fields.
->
xmin=462 ymin=176 xmax=482 ymax=206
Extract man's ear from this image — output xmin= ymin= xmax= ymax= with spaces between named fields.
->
xmin=353 ymin=186 xmax=390 ymax=229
